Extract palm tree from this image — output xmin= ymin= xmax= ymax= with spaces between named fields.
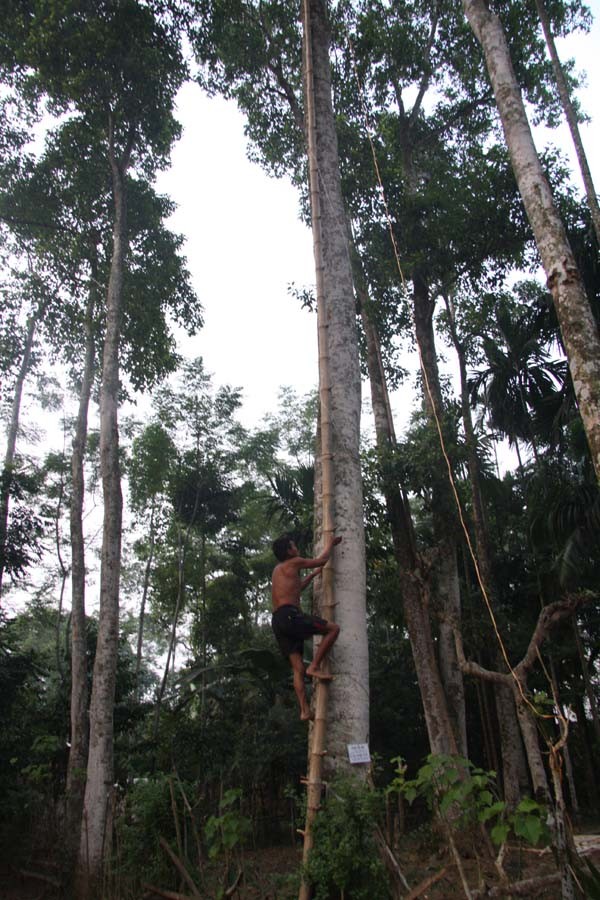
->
xmin=469 ymin=292 xmax=566 ymax=467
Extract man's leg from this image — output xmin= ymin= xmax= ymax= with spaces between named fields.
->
xmin=306 ymin=622 xmax=340 ymax=680
xmin=289 ymin=652 xmax=313 ymax=721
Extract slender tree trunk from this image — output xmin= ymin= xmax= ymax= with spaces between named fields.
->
xmin=0 ymin=306 xmax=40 ymax=598
xmin=65 ymin=284 xmax=96 ymax=869
xmin=412 ymin=273 xmax=467 ymax=755
xmin=357 ymin=276 xmax=457 ymax=756
xmin=436 ymin=543 xmax=468 ymax=755
xmin=445 ymin=292 xmax=528 ymax=804
xmin=76 ymin=136 xmax=128 ymax=897
xmin=135 ymin=499 xmax=156 ymax=697
xmin=305 ymin=0 xmax=368 ymax=770
xmin=154 ymin=526 xmax=186 ymax=739
xmin=463 ymin=0 xmax=600 ymax=484
xmin=153 ymin=487 xmax=201 ymax=745
xmin=55 ymin=456 xmax=68 ymax=678
xmin=534 ymin=0 xmax=600 ymax=244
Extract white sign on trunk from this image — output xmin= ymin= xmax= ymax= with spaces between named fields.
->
xmin=347 ymin=743 xmax=371 ymax=764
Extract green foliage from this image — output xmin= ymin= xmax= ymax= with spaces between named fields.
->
xmin=205 ymin=788 xmax=251 ymax=860
xmin=115 ymin=775 xmax=179 ymax=888
xmin=390 ymin=755 xmax=550 ymax=849
xmin=0 ymin=464 xmax=46 ymax=582
xmin=14 ymin=0 xmax=186 ymax=173
xmin=304 ymin=777 xmax=389 ymax=900
xmin=494 ymin=797 xmax=550 ymax=848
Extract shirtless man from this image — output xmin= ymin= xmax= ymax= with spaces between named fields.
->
xmin=271 ymin=533 xmax=341 ymax=721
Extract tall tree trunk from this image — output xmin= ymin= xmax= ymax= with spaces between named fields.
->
xmin=0 ymin=305 xmax=40 ymax=598
xmin=76 ymin=133 xmax=129 ymax=898
xmin=65 ymin=283 xmax=96 ymax=867
xmin=463 ymin=0 xmax=600 ymax=484
xmin=153 ymin=487 xmax=201 ymax=747
xmin=356 ymin=272 xmax=457 ymax=756
xmin=305 ymin=0 xmax=368 ymax=771
xmin=54 ymin=456 xmax=68 ymax=677
xmin=534 ymin=0 xmax=600 ymax=244
xmin=445 ymin=292 xmax=528 ymax=805
xmin=135 ymin=498 xmax=156 ymax=698
xmin=412 ymin=273 xmax=467 ymax=755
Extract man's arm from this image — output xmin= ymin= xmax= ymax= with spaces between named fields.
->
xmin=300 ymin=567 xmax=323 ymax=590
xmin=292 ymin=536 xmax=342 ymax=570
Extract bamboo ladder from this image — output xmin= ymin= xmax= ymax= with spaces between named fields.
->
xmin=299 ymin=0 xmax=336 ymax=897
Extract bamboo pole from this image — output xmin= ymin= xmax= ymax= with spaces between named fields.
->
xmin=299 ymin=0 xmax=336 ymax=896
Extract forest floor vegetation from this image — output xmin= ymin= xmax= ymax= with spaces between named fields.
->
xmin=3 ymin=835 xmax=600 ymax=898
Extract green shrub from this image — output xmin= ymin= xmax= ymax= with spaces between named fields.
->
xmin=389 ymin=754 xmax=550 ymax=848
xmin=304 ymin=777 xmax=390 ymax=900
xmin=115 ymin=775 xmax=178 ymax=890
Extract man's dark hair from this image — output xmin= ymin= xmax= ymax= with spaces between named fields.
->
xmin=272 ymin=534 xmax=293 ymax=562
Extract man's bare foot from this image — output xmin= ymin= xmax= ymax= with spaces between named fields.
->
xmin=306 ymin=667 xmax=333 ymax=681
xmin=300 ymin=709 xmax=315 ymax=721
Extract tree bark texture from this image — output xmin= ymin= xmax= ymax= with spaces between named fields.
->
xmin=77 ymin=149 xmax=126 ymax=898
xmin=534 ymin=0 xmax=600 ymax=245
xmin=412 ymin=274 xmax=467 ymax=755
xmin=306 ymin=0 xmax=369 ymax=772
xmin=135 ymin=499 xmax=155 ymax=696
xmin=494 ymin=677 xmax=530 ymax=807
xmin=0 ymin=307 xmax=39 ymax=599
xmin=357 ymin=279 xmax=457 ymax=756
xmin=445 ymin=295 xmax=528 ymax=804
xmin=463 ymin=0 xmax=600 ymax=484
xmin=65 ymin=283 xmax=96 ymax=865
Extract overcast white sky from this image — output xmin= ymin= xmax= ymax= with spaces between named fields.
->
xmin=155 ymin=89 xmax=316 ymax=429
xmin=151 ymin=7 xmax=600 ymax=436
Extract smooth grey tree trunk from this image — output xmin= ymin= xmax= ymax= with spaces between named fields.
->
xmin=307 ymin=0 xmax=369 ymax=773
xmin=76 ymin=131 xmax=129 ymax=898
xmin=65 ymin=284 xmax=96 ymax=868
xmin=534 ymin=0 xmax=600 ymax=245
xmin=0 ymin=306 xmax=40 ymax=598
xmin=463 ymin=0 xmax=600 ymax=484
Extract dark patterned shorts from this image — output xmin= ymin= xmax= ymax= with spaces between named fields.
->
xmin=271 ymin=604 xmax=328 ymax=658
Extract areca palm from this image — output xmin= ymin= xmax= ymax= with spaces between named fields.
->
xmin=469 ymin=293 xmax=566 ymax=464
xmin=265 ymin=463 xmax=314 ymax=550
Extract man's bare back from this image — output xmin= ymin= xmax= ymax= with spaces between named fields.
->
xmin=272 ymin=556 xmax=304 ymax=610
xmin=271 ymin=537 xmax=342 ymax=611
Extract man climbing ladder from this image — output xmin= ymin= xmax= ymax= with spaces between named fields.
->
xmin=271 ymin=534 xmax=342 ymax=720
